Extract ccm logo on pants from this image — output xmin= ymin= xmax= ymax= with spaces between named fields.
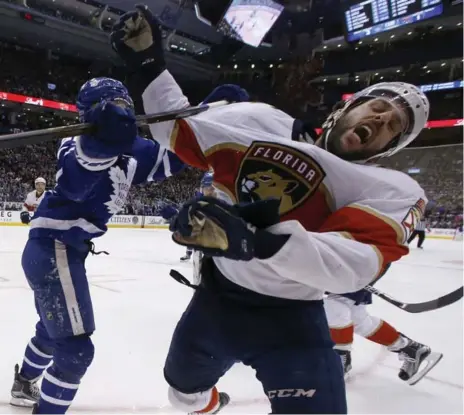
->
xmin=267 ymin=389 xmax=317 ymax=399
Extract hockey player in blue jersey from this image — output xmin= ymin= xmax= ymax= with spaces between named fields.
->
xmin=9 ymin=77 xmax=184 ymax=414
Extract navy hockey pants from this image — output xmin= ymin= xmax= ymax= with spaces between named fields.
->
xmin=164 ymin=283 xmax=347 ymax=414
xmin=22 ymin=238 xmax=95 ymax=340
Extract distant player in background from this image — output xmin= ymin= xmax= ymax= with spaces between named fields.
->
xmin=180 ymin=172 xmax=215 ymax=262
xmin=20 ymin=177 xmax=46 ymax=225
xmin=325 ymin=282 xmax=443 ymax=385
xmin=407 ymin=217 xmax=429 ymax=248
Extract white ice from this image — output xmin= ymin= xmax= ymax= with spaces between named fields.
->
xmin=0 ymin=227 xmax=462 ymax=414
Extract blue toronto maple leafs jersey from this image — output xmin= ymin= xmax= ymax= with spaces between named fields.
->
xmin=29 ymin=135 xmax=184 ymax=249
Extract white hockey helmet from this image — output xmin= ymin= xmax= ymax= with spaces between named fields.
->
xmin=35 ymin=177 xmax=46 ymax=185
xmin=320 ymin=81 xmax=430 ymax=162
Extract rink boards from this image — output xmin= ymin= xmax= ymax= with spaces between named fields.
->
xmin=0 ymin=211 xmax=169 ymax=229
xmin=0 ymin=210 xmax=457 ymax=238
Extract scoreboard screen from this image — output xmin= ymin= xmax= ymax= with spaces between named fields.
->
xmin=344 ymin=0 xmax=443 ymax=42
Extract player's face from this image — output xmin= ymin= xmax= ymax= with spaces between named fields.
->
xmin=323 ymin=98 xmax=409 ymax=161
xmin=35 ymin=183 xmax=45 ymax=193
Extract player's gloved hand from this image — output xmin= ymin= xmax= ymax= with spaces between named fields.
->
xmin=79 ymin=100 xmax=137 ymax=159
xmin=110 ymin=4 xmax=165 ymax=92
xmin=160 ymin=204 xmax=179 ymax=221
xmin=20 ymin=211 xmax=31 ymax=224
xmin=170 ymin=197 xmax=288 ymax=260
xmin=202 ymin=84 xmax=250 ymax=104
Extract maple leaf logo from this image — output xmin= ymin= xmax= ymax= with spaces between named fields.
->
xmin=104 ymin=158 xmax=137 ymax=215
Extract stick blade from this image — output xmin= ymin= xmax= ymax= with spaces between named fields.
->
xmin=402 ymin=286 xmax=463 ymax=313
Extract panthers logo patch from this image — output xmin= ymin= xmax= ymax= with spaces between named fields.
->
xmin=235 ymin=142 xmax=326 ymax=215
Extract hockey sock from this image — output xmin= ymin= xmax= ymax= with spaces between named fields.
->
xmin=20 ymin=339 xmax=53 ymax=381
xmin=366 ymin=320 xmax=408 ymax=349
xmin=37 ymin=364 xmax=80 ymax=414
xmin=330 ymin=324 xmax=354 ymax=351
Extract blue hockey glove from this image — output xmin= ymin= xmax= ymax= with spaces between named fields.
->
xmin=170 ymin=197 xmax=288 ymax=260
xmin=202 ymin=84 xmax=250 ymax=104
xmin=20 ymin=211 xmax=31 ymax=225
xmin=160 ymin=204 xmax=179 ymax=221
xmin=80 ymin=99 xmax=137 ymax=159
xmin=110 ymin=4 xmax=165 ymax=93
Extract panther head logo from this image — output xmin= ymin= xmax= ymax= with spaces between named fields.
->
xmin=235 ymin=142 xmax=326 ymax=217
xmin=240 ymin=169 xmax=299 ymax=215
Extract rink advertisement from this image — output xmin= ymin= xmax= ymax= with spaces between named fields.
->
xmin=0 ymin=211 xmax=454 ymax=236
xmin=0 ymin=211 xmax=169 ymax=229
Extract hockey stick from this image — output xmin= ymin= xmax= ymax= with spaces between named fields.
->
xmin=365 ymin=285 xmax=463 ymax=313
xmin=0 ymin=100 xmax=228 ymax=149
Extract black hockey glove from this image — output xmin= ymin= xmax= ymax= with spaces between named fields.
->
xmin=110 ymin=4 xmax=165 ymax=95
xmin=20 ymin=211 xmax=31 ymax=225
xmin=170 ymin=197 xmax=288 ymax=261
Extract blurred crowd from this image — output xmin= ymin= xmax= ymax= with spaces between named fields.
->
xmin=381 ymin=145 xmax=463 ymax=229
xmin=0 ymin=34 xmax=462 ymax=225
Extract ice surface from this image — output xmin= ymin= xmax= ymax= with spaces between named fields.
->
xmin=0 ymin=227 xmax=462 ymax=414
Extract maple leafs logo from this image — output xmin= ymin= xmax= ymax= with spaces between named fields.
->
xmin=104 ymin=158 xmax=137 ymax=215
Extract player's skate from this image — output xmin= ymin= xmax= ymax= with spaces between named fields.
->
xmin=10 ymin=364 xmax=40 ymax=407
xmin=393 ymin=334 xmax=443 ymax=385
xmin=180 ymin=253 xmax=192 ymax=262
xmin=190 ymin=392 xmax=230 ymax=414
xmin=336 ymin=350 xmax=352 ymax=379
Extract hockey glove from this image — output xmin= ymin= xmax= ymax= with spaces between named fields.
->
xmin=160 ymin=204 xmax=179 ymax=221
xmin=170 ymin=197 xmax=256 ymax=260
xmin=110 ymin=5 xmax=165 ymax=94
xmin=170 ymin=197 xmax=288 ymax=260
xmin=202 ymin=84 xmax=250 ymax=104
xmin=79 ymin=100 xmax=137 ymax=159
xmin=20 ymin=211 xmax=31 ymax=225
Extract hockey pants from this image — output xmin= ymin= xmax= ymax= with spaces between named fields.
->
xmin=164 ymin=284 xmax=347 ymax=414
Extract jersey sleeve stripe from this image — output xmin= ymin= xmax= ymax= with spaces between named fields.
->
xmin=170 ymin=119 xmax=208 ymax=169
xmin=319 ymin=205 xmax=408 ymax=277
xmin=204 ymin=142 xmax=248 ymax=158
xmin=347 ymin=203 xmax=406 ymax=245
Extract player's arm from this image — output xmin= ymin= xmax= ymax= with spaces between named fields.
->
xmin=170 ymin=194 xmax=425 ymax=293
xmin=22 ymin=193 xmax=32 ymax=212
xmin=130 ymin=135 xmax=185 ymax=185
xmin=270 ymin=194 xmax=426 ymax=292
xmin=20 ymin=193 xmax=32 ymax=224
xmin=111 ymin=6 xmax=293 ymax=169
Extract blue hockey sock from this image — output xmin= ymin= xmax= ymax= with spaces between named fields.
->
xmin=20 ymin=339 xmax=53 ymax=380
xmin=37 ymin=365 xmax=80 ymax=414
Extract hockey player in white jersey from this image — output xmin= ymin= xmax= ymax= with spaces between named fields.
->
xmin=325 ymin=288 xmax=443 ymax=386
xmin=20 ymin=177 xmax=46 ymax=224
xmin=112 ymin=6 xmax=431 ymax=414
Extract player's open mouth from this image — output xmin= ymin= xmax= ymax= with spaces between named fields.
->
xmin=354 ymin=124 xmax=374 ymax=144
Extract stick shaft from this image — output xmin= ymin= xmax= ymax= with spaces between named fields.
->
xmin=0 ymin=100 xmax=228 ymax=149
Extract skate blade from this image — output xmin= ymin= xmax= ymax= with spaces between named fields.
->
xmin=407 ymin=352 xmax=443 ymax=386
xmin=10 ymin=396 xmax=36 ymax=408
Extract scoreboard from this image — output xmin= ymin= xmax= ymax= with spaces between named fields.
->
xmin=344 ymin=0 xmax=443 ymax=41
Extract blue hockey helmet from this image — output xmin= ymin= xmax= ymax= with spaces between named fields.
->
xmin=76 ymin=77 xmax=134 ymax=121
xmin=201 ymin=172 xmax=214 ymax=188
